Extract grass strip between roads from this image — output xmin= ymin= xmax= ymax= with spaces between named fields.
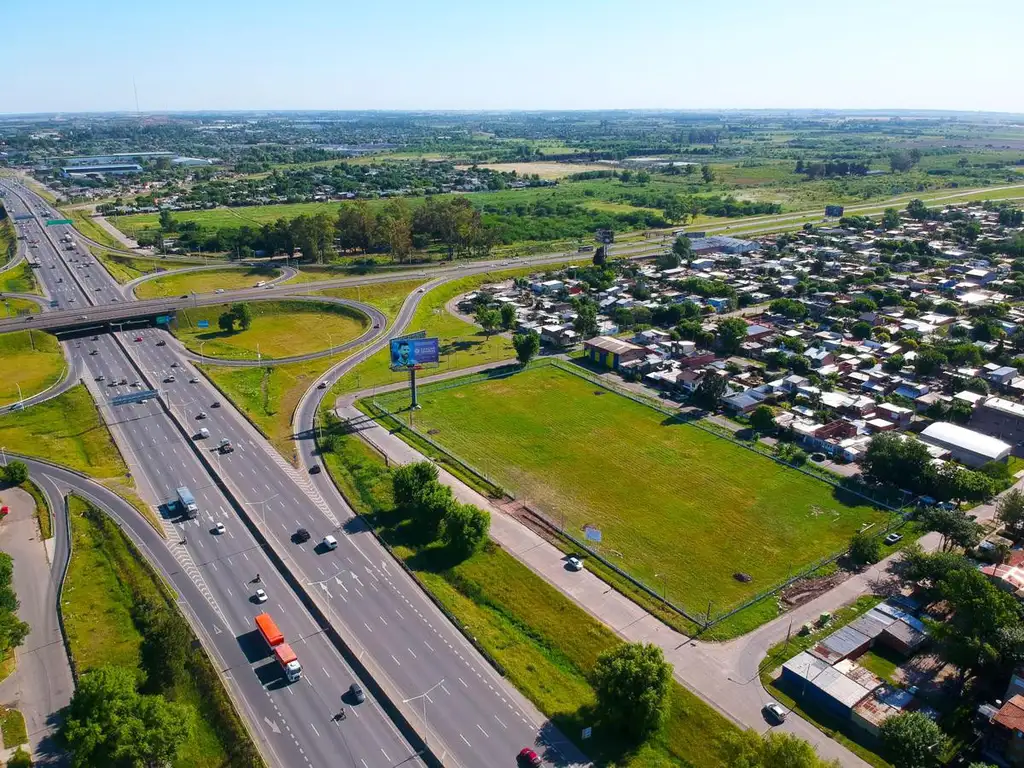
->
xmin=22 ymin=479 xmax=52 ymax=540
xmin=62 ymin=495 xmax=262 ymax=768
xmin=318 ymin=425 xmax=738 ymax=768
xmin=135 ymin=265 xmax=279 ymax=299
xmin=0 ymin=330 xmax=65 ymax=408
xmin=0 ymin=262 xmax=39 ymax=295
xmin=0 ymin=706 xmax=27 ymax=748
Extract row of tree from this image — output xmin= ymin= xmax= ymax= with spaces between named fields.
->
xmin=390 ymin=462 xmax=490 ymax=557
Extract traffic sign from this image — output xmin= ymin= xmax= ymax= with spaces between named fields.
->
xmin=156 ymin=315 xmax=171 ymax=325
xmin=197 ymin=320 xmax=210 ymax=329
xmin=110 ymin=389 xmax=158 ymax=406
xmin=45 ymin=219 xmax=73 ymax=226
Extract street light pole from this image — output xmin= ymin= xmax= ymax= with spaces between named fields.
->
xmin=402 ymin=678 xmax=445 ymax=749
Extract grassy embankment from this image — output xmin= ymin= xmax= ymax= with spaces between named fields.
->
xmin=62 ymin=496 xmax=260 ymax=767
xmin=94 ymin=250 xmax=205 ymax=285
xmin=373 ymin=363 xmax=887 ymax=624
xmin=0 ymin=331 xmax=65 ymax=407
xmin=62 ymin=207 xmax=124 ymax=250
xmin=0 ymin=262 xmax=39 ymax=295
xmin=134 ymin=266 xmax=281 ymax=299
xmin=0 ymin=216 xmax=16 ymax=266
xmin=319 ymin=427 xmax=738 ymax=768
xmin=198 ymin=281 xmax=423 ymax=461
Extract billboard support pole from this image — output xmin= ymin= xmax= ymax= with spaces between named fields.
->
xmin=409 ymin=367 xmax=419 ymax=409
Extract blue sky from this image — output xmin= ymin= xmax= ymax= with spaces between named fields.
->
xmin=4 ymin=0 xmax=1021 ymax=114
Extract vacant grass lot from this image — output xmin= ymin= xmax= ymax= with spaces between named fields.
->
xmin=135 ymin=265 xmax=280 ymax=298
xmin=0 ymin=330 xmax=64 ymax=407
xmin=174 ymin=299 xmax=367 ymax=360
xmin=95 ymin=250 xmax=204 ymax=284
xmin=0 ymin=262 xmax=38 ymax=294
xmin=0 ymin=385 xmax=128 ymax=479
xmin=376 ymin=364 xmax=886 ymax=616
xmin=62 ymin=496 xmax=236 ymax=767
xmin=321 ymin=429 xmax=736 ymax=768
xmin=1 ymin=297 xmax=41 ymax=316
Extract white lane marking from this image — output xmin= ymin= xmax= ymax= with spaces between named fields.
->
xmin=494 ymin=714 xmax=507 ymax=729
xmin=322 ymin=667 xmax=330 ymax=678
xmin=408 ymin=647 xmax=417 ymax=659
xmin=476 ymin=723 xmax=488 ymax=738
xmin=458 ymin=677 xmax=468 ymax=688
xmin=424 ymin=640 xmax=434 ymax=653
xmin=459 ymin=734 xmax=471 ymax=747
xmin=391 ymin=654 xmax=401 ymax=666
xmin=310 ymin=724 xmax=320 ymax=737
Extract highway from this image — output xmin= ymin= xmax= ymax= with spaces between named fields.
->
xmin=4 ymin=180 xmax=590 ymax=765
xmin=3 ymin=180 xmax=427 ymax=768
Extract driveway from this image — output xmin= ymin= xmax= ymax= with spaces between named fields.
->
xmin=0 ymin=485 xmax=73 ymax=764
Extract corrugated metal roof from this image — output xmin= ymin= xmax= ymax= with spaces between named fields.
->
xmin=810 ymin=625 xmax=871 ymax=664
xmin=920 ymin=421 xmax=1011 ymax=460
xmin=783 ymin=652 xmax=875 ymax=709
xmin=847 ymin=608 xmax=896 ymax=640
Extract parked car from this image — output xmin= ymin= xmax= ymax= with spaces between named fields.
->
xmin=884 ymin=533 xmax=903 ymax=545
xmin=763 ymin=702 xmax=787 ymax=724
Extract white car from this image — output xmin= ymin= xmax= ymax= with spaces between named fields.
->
xmin=764 ymin=702 xmax=787 ymax=723
xmin=322 ymin=535 xmax=338 ymax=550
xmin=214 ymin=522 xmax=226 ymax=535
xmin=567 ymin=556 xmax=584 ymax=572
xmin=215 ymin=288 xmax=225 ymax=294
xmin=254 ymin=588 xmax=268 ymax=603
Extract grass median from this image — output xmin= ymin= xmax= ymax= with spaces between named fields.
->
xmin=94 ymin=250 xmax=204 ymax=284
xmin=0 ymin=706 xmax=27 ymax=748
xmin=135 ymin=266 xmax=280 ymax=299
xmin=62 ymin=495 xmax=261 ymax=768
xmin=319 ymin=425 xmax=738 ymax=768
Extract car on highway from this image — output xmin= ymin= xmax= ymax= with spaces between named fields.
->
xmin=170 ymin=362 xmax=179 ymax=368
xmin=189 ymin=377 xmax=199 ymax=384
xmin=218 ymin=438 xmax=234 ymax=453
xmin=215 ymin=288 xmax=225 ymax=294
xmin=763 ymin=702 xmax=787 ymax=724
xmin=196 ymin=411 xmax=208 ymax=420
xmin=195 ymin=428 xmax=210 ymax=440
xmin=118 ymin=378 xmax=127 ymax=385
xmin=92 ymin=335 xmax=99 ymax=341
xmin=134 ymin=336 xmax=143 ymax=342
xmin=322 ymin=535 xmax=338 ymax=551
xmin=309 ymin=464 xmax=321 ymax=474
xmin=566 ymin=556 xmax=584 ymax=572
xmin=211 ymin=401 xmax=221 ymax=408
xmin=254 ymin=588 xmax=268 ymax=603
xmin=95 ymin=375 xmax=105 ymax=381
xmin=214 ymin=522 xmax=226 ymax=535
xmin=293 ymin=528 xmax=311 ymax=544
xmin=132 ymin=380 xmax=141 ymax=387
xmin=318 ymin=381 xmax=328 ymax=389
xmin=89 ymin=349 xmax=98 ymax=355
xmin=518 ymin=748 xmax=543 ymax=767
xmin=164 ymin=375 xmax=175 ymax=383
xmin=348 ymin=683 xmax=365 ymax=704
xmin=156 ymin=340 xmax=166 ymax=346
xmin=885 ymin=533 xmax=903 ymax=545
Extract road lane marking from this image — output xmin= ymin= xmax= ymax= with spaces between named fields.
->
xmin=494 ymin=714 xmax=507 ymax=729
xmin=459 ymin=734 xmax=471 ymax=747
xmin=391 ymin=654 xmax=401 ymax=666
xmin=476 ymin=723 xmax=489 ymax=738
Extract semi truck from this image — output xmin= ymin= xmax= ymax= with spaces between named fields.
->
xmin=255 ymin=613 xmax=302 ymax=682
xmin=176 ymin=486 xmax=198 ymax=519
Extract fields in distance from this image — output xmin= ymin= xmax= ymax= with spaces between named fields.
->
xmin=374 ymin=363 xmax=887 ymax=618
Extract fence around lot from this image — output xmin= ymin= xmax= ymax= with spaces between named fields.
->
xmin=368 ymin=357 xmax=909 ymax=631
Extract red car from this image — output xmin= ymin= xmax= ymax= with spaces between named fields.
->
xmin=134 ymin=336 xmax=143 ymax=342
xmin=518 ymin=748 xmax=542 ymax=767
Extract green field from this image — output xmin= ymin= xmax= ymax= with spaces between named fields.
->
xmin=375 ymin=364 xmax=886 ymax=617
xmin=0 ymin=262 xmax=38 ymax=295
xmin=95 ymin=250 xmax=205 ymax=284
xmin=1 ymin=297 xmax=40 ymax=316
xmin=321 ymin=427 xmax=737 ymax=768
xmin=62 ymin=496 xmax=249 ymax=767
xmin=134 ymin=265 xmax=280 ymax=298
xmin=0 ymin=707 xmax=27 ymax=748
xmin=0 ymin=385 xmax=128 ymax=479
xmin=174 ymin=299 xmax=367 ymax=360
xmin=0 ymin=330 xmax=65 ymax=407
xmin=115 ymin=201 xmax=353 ymax=234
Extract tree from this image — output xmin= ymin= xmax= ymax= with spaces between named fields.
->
xmin=573 ymin=299 xmax=599 ymax=339
xmin=441 ymin=503 xmax=490 ymax=558
xmin=231 ymin=303 xmax=253 ymax=331
xmin=721 ymin=729 xmax=841 ymax=768
xmin=499 ymin=302 xmax=517 ymax=331
xmin=217 ymin=311 xmax=235 ymax=333
xmin=6 ymin=748 xmax=31 ymax=767
xmin=882 ymin=208 xmax=901 ymax=229
xmin=913 ymin=347 xmax=947 ymax=377
xmin=749 ymin=405 xmax=776 ymax=433
xmin=475 ymin=307 xmax=501 ymax=337
xmin=693 ymin=373 xmax=727 ymax=410
xmin=656 ymin=250 xmax=681 ymax=270
xmin=591 ymin=643 xmax=672 ymax=742
xmin=918 ymin=505 xmax=984 ymax=551
xmin=906 ymin=199 xmax=930 ymax=220
xmin=880 ymin=711 xmax=946 ymax=768
xmin=851 ymin=321 xmax=872 ymax=340
xmin=377 ymin=198 xmax=413 ymax=262
xmin=391 ymin=461 xmax=439 ymax=513
xmin=512 ymin=331 xmax=540 ymax=365
xmin=997 ymin=488 xmax=1024 ymax=536
xmin=701 ymin=164 xmax=715 ymax=183
xmin=672 ymin=235 xmax=693 ymax=265
xmin=861 ymin=433 xmax=931 ymax=490
xmin=2 ymin=461 xmax=28 ymax=485
xmin=158 ymin=209 xmax=175 ymax=231
xmin=60 ymin=666 xmax=193 ymax=768
xmin=716 ymin=317 xmax=748 ymax=354
xmin=889 ymin=151 xmax=917 ymax=173
xmin=849 ymin=532 xmax=882 ymax=566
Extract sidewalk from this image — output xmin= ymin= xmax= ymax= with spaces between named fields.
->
xmin=336 ymin=401 xmax=877 ymax=765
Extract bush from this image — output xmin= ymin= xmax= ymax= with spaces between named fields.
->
xmin=849 ymin=532 xmax=882 ymax=566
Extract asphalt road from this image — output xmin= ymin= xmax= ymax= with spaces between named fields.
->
xmin=7 ymin=181 xmax=424 ymax=768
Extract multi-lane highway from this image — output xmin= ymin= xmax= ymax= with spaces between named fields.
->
xmin=2 ymin=178 xmax=590 ymax=766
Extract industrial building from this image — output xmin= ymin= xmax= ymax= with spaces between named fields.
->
xmin=919 ymin=421 xmax=1011 ymax=468
xmin=971 ymin=396 xmax=1024 ymax=446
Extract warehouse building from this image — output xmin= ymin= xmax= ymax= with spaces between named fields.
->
xmin=781 ymin=652 xmax=881 ymax=718
xmin=919 ymin=421 xmax=1011 ymax=468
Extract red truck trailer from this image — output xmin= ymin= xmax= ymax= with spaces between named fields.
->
xmin=254 ymin=613 xmax=302 ymax=682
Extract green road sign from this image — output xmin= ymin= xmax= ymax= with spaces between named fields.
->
xmin=45 ymin=219 xmax=73 ymax=226
xmin=156 ymin=315 xmax=171 ymax=324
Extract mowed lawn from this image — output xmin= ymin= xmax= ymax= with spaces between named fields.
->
xmin=0 ymin=330 xmax=65 ymax=407
xmin=134 ymin=265 xmax=280 ymax=298
xmin=175 ymin=299 xmax=368 ymax=360
xmin=380 ymin=365 xmax=885 ymax=614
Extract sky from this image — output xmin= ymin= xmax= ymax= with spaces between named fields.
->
xmin=3 ymin=0 xmax=1022 ymax=114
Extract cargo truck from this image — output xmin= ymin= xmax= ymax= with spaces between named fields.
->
xmin=176 ymin=486 xmax=198 ymax=519
xmin=255 ymin=613 xmax=302 ymax=682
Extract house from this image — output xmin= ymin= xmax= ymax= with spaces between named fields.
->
xmin=983 ymin=695 xmax=1024 ymax=767
xmin=971 ymin=396 xmax=1024 ymax=445
xmin=531 ymin=279 xmax=564 ymax=295
xmin=706 ymin=296 xmax=732 ymax=313
xmin=988 ymin=366 xmax=1019 ymax=386
xmin=540 ymin=325 xmax=578 ymax=347
xmin=723 ymin=389 xmax=766 ymax=414
xmin=781 ymin=652 xmax=879 ymax=719
xmin=920 ymin=422 xmax=1012 ymax=468
xmin=876 ymin=403 xmax=913 ymax=428
xmin=583 ymin=336 xmax=646 ymax=370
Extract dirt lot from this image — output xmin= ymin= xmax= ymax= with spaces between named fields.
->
xmin=455 ymin=161 xmax=614 ymax=179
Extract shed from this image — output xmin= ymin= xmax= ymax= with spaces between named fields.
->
xmin=808 ymin=625 xmax=872 ymax=664
xmin=846 ymin=608 xmax=896 ymax=642
xmin=880 ymin=619 xmax=928 ymax=656
xmin=852 ymin=684 xmax=917 ymax=736
xmin=781 ymin=652 xmax=875 ymax=718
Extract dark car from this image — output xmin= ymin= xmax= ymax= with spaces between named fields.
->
xmin=518 ymin=748 xmax=542 ymax=767
xmin=309 ymin=464 xmax=321 ymax=474
xmin=293 ymin=528 xmax=311 ymax=544
xmin=348 ymin=683 xmax=365 ymax=704
xmin=156 ymin=340 xmax=166 ymax=346
xmin=211 ymin=401 xmax=221 ymax=408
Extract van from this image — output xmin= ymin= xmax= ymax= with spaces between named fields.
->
xmin=255 ymin=281 xmax=266 ymax=288
xmin=196 ymin=428 xmax=210 ymax=440
xmin=322 ymin=535 xmax=338 ymax=551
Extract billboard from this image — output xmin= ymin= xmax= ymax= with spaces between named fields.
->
xmin=824 ymin=205 xmax=844 ymax=218
xmin=389 ymin=337 xmax=439 ymax=369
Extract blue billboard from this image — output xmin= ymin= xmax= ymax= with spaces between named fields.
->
xmin=197 ymin=320 xmax=210 ymax=329
xmin=389 ymin=337 xmax=439 ymax=369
